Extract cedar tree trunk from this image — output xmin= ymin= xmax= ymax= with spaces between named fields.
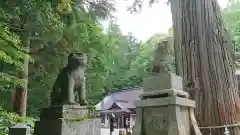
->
xmin=12 ymin=31 xmax=30 ymax=117
xmin=170 ymin=0 xmax=240 ymax=134
xmin=12 ymin=58 xmax=28 ymax=117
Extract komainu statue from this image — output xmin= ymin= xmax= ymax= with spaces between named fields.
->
xmin=151 ymin=40 xmax=173 ymax=74
xmin=50 ymin=52 xmax=88 ymax=107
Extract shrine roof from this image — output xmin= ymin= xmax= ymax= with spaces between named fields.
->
xmin=95 ymin=87 xmax=143 ymax=111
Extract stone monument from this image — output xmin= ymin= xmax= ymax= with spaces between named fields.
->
xmin=8 ymin=124 xmax=31 ymax=135
xmin=33 ymin=53 xmax=100 ymax=135
xmin=134 ymin=40 xmax=202 ymax=135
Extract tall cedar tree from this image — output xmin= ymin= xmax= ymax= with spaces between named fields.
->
xmin=170 ymin=0 xmax=240 ymax=134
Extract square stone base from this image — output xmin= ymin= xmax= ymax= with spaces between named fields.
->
xmin=34 ymin=118 xmax=101 ymax=135
xmin=34 ymin=105 xmax=100 ymax=135
xmin=40 ymin=105 xmax=93 ymax=120
xmin=143 ymin=73 xmax=183 ymax=92
xmin=134 ymin=97 xmax=195 ymax=135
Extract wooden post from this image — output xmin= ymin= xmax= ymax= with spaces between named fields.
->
xmin=110 ymin=113 xmax=115 ymax=135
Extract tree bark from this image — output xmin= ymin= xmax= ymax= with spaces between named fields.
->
xmin=171 ymin=0 xmax=183 ymax=77
xmin=12 ymin=31 xmax=30 ymax=117
xmin=12 ymin=62 xmax=28 ymax=117
xmin=170 ymin=0 xmax=240 ymax=134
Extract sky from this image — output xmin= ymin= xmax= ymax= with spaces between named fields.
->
xmin=108 ymin=0 xmax=229 ymax=41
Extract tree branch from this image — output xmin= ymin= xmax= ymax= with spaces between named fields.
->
xmin=0 ymin=34 xmax=29 ymax=54
xmin=28 ymin=37 xmax=46 ymax=41
xmin=0 ymin=33 xmax=51 ymax=55
xmin=2 ymin=23 xmax=25 ymax=31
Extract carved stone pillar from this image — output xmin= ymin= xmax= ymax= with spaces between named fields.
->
xmin=134 ymin=73 xmax=202 ymax=135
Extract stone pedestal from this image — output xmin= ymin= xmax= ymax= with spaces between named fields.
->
xmin=8 ymin=124 xmax=31 ymax=135
xmin=143 ymin=73 xmax=183 ymax=92
xmin=134 ymin=73 xmax=201 ymax=135
xmin=33 ymin=105 xmax=100 ymax=135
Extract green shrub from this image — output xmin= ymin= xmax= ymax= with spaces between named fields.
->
xmin=0 ymin=109 xmax=35 ymax=135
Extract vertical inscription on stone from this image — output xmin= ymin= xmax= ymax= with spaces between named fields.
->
xmin=144 ymin=108 xmax=168 ymax=135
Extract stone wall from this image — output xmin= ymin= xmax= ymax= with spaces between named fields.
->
xmin=34 ymin=105 xmax=101 ymax=135
xmin=62 ymin=118 xmax=101 ymax=135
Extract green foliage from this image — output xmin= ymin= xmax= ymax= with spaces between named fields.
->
xmin=0 ymin=110 xmax=35 ymax=135
xmin=26 ymin=19 xmax=151 ymax=116
xmin=0 ymin=19 xmax=27 ymax=91
xmin=0 ymin=0 xmax=66 ymax=115
xmin=222 ymin=1 xmax=240 ymax=69
xmin=0 ymin=0 xmax=174 ymax=118
xmin=0 ymin=0 xmax=65 ymax=93
xmin=50 ymin=0 xmax=116 ymax=22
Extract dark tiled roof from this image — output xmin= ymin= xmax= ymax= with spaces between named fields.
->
xmin=95 ymin=87 xmax=143 ymax=111
xmin=116 ymin=101 xmax=135 ymax=109
xmin=100 ymin=108 xmax=131 ymax=114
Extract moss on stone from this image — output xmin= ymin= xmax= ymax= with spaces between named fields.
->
xmin=60 ymin=116 xmax=96 ymax=121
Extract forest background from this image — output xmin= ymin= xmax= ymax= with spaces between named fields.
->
xmin=0 ymin=0 xmax=239 ymax=124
